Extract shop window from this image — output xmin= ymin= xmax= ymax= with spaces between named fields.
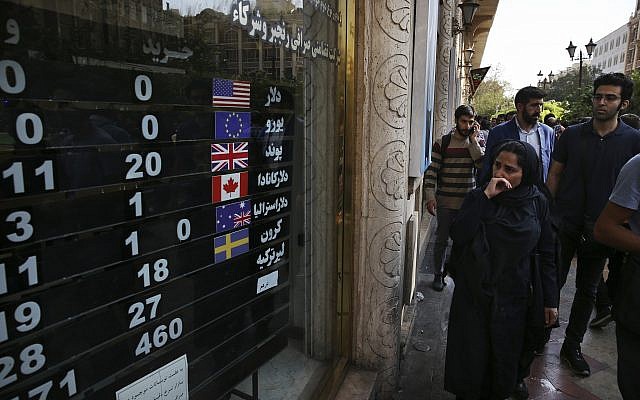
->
xmin=0 ymin=1 xmax=346 ymax=400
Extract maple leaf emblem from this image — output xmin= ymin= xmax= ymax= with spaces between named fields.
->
xmin=223 ymin=177 xmax=239 ymax=194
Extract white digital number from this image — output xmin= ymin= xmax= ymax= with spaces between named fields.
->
xmin=134 ymin=75 xmax=152 ymax=101
xmin=128 ymin=294 xmax=162 ymax=329
xmin=5 ymin=19 xmax=20 ymax=44
xmin=134 ymin=317 xmax=183 ymax=356
xmin=25 ymin=369 xmax=76 ymax=400
xmin=129 ymin=191 xmax=142 ymax=217
xmin=16 ymin=113 xmax=43 ymax=144
xmin=176 ymin=219 xmax=191 ymax=241
xmin=137 ymin=259 xmax=169 ymax=288
xmin=125 ymin=152 xmax=161 ymax=180
xmin=0 ymin=256 xmax=38 ymax=296
xmin=0 ymin=60 xmax=25 ymax=94
xmin=0 ymin=344 xmax=46 ymax=389
xmin=0 ymin=301 xmax=41 ymax=343
xmin=3 ymin=162 xmax=24 ymax=194
xmin=141 ymin=115 xmax=158 ymax=140
xmin=3 ymin=161 xmax=55 ymax=194
xmin=6 ymin=211 xmax=33 ymax=243
xmin=124 ymin=231 xmax=139 ymax=256
xmin=34 ymin=160 xmax=54 ymax=190
xmin=28 ymin=380 xmax=52 ymax=399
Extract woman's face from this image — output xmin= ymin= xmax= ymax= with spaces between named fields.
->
xmin=492 ymin=151 xmax=523 ymax=188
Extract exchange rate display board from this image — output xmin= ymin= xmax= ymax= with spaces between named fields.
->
xmin=0 ymin=2 xmax=300 ymax=399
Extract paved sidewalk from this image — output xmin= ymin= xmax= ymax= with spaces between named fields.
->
xmin=395 ymin=219 xmax=621 ymax=400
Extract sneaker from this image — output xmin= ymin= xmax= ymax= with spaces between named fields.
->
xmin=432 ymin=274 xmax=445 ymax=292
xmin=560 ymin=344 xmax=591 ymax=376
xmin=589 ymin=309 xmax=613 ymax=328
xmin=511 ymin=380 xmax=529 ymax=400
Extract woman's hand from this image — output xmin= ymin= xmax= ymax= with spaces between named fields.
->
xmin=483 ymin=177 xmax=512 ymax=199
xmin=544 ymin=307 xmax=558 ymax=327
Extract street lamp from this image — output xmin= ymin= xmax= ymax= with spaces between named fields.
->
xmin=452 ymin=0 xmax=480 ymax=34
xmin=566 ymin=38 xmax=596 ymax=87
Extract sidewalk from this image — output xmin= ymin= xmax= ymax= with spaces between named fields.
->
xmin=395 ymin=218 xmax=621 ymax=400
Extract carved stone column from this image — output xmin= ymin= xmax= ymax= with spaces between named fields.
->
xmin=352 ymin=0 xmax=414 ymax=398
xmin=434 ymin=0 xmax=454 ymax=140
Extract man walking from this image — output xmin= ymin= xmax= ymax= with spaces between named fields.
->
xmin=547 ymin=73 xmax=640 ymax=376
xmin=423 ymin=105 xmax=484 ymax=291
xmin=594 ymin=154 xmax=640 ymax=399
xmin=481 ymin=86 xmax=555 ymax=183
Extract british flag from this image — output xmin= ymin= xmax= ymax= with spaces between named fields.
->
xmin=233 ymin=210 xmax=252 ymax=228
xmin=211 ymin=142 xmax=249 ymax=172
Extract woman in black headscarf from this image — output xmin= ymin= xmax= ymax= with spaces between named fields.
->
xmin=444 ymin=140 xmax=559 ymax=400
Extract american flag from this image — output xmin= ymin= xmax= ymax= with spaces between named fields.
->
xmin=212 ymin=78 xmax=250 ymax=108
xmin=211 ymin=142 xmax=249 ymax=172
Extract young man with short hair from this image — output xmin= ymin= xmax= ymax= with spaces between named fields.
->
xmin=423 ymin=105 xmax=484 ymax=291
xmin=547 ymin=73 xmax=640 ymax=376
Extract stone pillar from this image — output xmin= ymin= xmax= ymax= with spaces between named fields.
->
xmin=352 ymin=0 xmax=414 ymax=398
xmin=433 ymin=0 xmax=454 ymax=140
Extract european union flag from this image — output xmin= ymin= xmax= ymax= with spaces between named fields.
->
xmin=214 ymin=111 xmax=251 ymax=139
xmin=214 ymin=228 xmax=250 ymax=264
xmin=216 ymin=200 xmax=251 ymax=233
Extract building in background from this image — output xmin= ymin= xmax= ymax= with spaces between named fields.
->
xmin=626 ymin=0 xmax=640 ymax=73
xmin=593 ymin=24 xmax=628 ymax=74
xmin=0 ymin=1 xmax=498 ymax=399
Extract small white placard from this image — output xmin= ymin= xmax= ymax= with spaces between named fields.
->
xmin=116 ymin=355 xmax=188 ymax=400
xmin=257 ymin=270 xmax=279 ymax=294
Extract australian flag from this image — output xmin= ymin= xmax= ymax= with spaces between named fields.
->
xmin=216 ymin=200 xmax=252 ymax=233
xmin=214 ymin=228 xmax=250 ymax=264
xmin=214 ymin=111 xmax=251 ymax=139
xmin=211 ymin=142 xmax=249 ymax=172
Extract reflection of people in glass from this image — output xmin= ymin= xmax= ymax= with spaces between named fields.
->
xmin=89 ymin=113 xmax=132 ymax=143
xmin=173 ymin=80 xmax=212 ymax=142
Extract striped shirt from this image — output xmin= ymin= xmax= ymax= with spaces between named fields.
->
xmin=423 ymin=130 xmax=484 ymax=210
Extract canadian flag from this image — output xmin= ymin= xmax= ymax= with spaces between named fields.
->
xmin=212 ymin=172 xmax=248 ymax=203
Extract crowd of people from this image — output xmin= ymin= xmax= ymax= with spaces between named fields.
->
xmin=423 ymin=72 xmax=640 ymax=400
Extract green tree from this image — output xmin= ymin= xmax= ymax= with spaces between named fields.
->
xmin=625 ymin=69 xmax=640 ymax=116
xmin=472 ymin=68 xmax=513 ymax=117
xmin=546 ymin=65 xmax=600 ymax=123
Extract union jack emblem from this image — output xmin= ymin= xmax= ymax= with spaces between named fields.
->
xmin=211 ymin=142 xmax=249 ymax=172
xmin=233 ymin=210 xmax=252 ymax=228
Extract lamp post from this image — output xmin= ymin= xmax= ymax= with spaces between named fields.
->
xmin=536 ymin=70 xmax=554 ymax=89
xmin=566 ymin=38 xmax=597 ymax=87
xmin=452 ymin=0 xmax=480 ymax=35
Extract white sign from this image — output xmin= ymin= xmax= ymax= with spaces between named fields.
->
xmin=116 ymin=355 xmax=189 ymax=400
xmin=257 ymin=270 xmax=279 ymax=294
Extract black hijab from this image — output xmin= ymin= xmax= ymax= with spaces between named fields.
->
xmin=485 ymin=140 xmax=543 ymax=208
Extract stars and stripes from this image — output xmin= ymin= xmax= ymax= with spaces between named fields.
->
xmin=211 ymin=142 xmax=249 ymax=172
xmin=212 ymin=78 xmax=250 ymax=108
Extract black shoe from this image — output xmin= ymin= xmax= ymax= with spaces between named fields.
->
xmin=560 ymin=344 xmax=591 ymax=376
xmin=432 ymin=274 xmax=445 ymax=292
xmin=511 ymin=380 xmax=529 ymax=400
xmin=589 ymin=308 xmax=613 ymax=328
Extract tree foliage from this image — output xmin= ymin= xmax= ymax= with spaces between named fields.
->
xmin=471 ymin=67 xmax=513 ymax=117
xmin=546 ymin=65 xmax=600 ymax=124
xmin=626 ymin=69 xmax=640 ymax=116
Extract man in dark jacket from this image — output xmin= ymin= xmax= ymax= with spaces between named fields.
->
xmin=481 ymin=86 xmax=555 ymax=183
xmin=594 ymin=154 xmax=640 ymax=399
xmin=547 ymin=73 xmax=640 ymax=377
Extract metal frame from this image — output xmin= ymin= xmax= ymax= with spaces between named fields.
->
xmin=230 ymin=371 xmax=259 ymax=400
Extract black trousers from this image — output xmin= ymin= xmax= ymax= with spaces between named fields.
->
xmin=558 ymin=228 xmax=611 ymax=348
xmin=616 ymin=323 xmax=640 ymax=399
